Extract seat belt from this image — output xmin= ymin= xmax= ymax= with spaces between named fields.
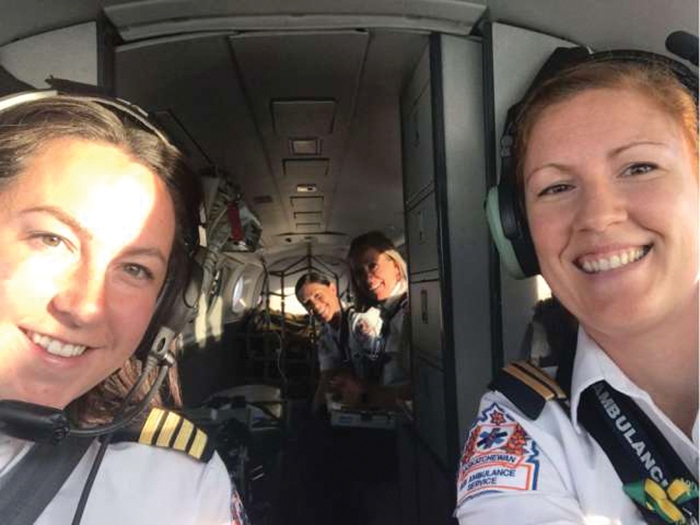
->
xmin=0 ymin=436 xmax=94 ymax=525
xmin=577 ymin=382 xmax=698 ymax=525
xmin=552 ymin=340 xmax=699 ymax=525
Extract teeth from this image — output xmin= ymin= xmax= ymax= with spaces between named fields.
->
xmin=579 ymin=247 xmax=648 ymax=274
xmin=29 ymin=331 xmax=87 ymax=357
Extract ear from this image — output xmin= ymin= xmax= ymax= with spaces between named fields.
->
xmin=329 ymin=282 xmax=337 ymax=295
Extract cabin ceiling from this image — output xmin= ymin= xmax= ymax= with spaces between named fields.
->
xmin=1 ymin=0 xmax=697 ymax=263
xmin=114 ymin=29 xmax=427 ymax=254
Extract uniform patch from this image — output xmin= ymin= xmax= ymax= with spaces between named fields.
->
xmin=457 ymin=402 xmax=540 ymax=505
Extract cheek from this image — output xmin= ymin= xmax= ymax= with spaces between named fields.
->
xmin=527 ymin=207 xmax=566 ymax=263
xmin=109 ymin=292 xmax=158 ymax=346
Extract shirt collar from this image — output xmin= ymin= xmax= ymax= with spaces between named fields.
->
xmin=569 ymin=327 xmax=655 ymax=433
xmin=380 ymin=280 xmax=407 ymax=313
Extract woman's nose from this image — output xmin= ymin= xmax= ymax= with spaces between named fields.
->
xmin=50 ymin=263 xmax=106 ymax=327
xmin=574 ymin=180 xmax=627 ymax=233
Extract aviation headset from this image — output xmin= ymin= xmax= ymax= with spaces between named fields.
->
xmin=485 ymin=46 xmax=699 ymax=279
xmin=0 ymin=90 xmax=204 ymax=443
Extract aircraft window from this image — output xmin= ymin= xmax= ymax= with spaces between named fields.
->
xmin=536 ymin=275 xmax=551 ymax=301
xmin=231 ymin=275 xmax=246 ymax=313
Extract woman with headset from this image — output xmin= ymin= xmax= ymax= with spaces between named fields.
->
xmin=456 ymin=50 xmax=698 ymax=524
xmin=0 ymin=93 xmax=247 ymax=524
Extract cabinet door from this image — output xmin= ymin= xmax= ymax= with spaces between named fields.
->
xmin=402 ymin=45 xmax=434 ymax=206
xmin=406 ymin=192 xmax=439 ymax=276
xmin=409 ymin=279 xmax=442 ymax=366
xmin=414 ymin=357 xmax=447 ymax=465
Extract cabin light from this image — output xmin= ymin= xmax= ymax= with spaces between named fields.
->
xmin=296 ymin=183 xmax=318 ymax=193
xmin=290 ymin=138 xmax=321 ymax=156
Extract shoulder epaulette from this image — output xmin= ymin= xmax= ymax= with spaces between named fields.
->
xmin=489 ymin=360 xmax=567 ymax=419
xmin=109 ymin=407 xmax=215 ymax=462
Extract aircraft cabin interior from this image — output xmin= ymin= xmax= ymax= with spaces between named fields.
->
xmin=1 ymin=1 xmax=697 ymax=523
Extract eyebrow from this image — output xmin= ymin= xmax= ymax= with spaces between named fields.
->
xmin=21 ymin=206 xmax=93 ymax=241
xmin=21 ymin=205 xmax=168 ymax=266
xmin=525 ymin=140 xmax=670 ymax=184
xmin=608 ymin=140 xmax=669 ymax=158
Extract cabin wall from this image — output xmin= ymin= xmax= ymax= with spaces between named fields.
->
xmin=0 ymin=22 xmax=99 ymax=88
xmin=441 ymin=35 xmax=491 ymax=444
xmin=489 ymin=22 xmax=577 ymax=364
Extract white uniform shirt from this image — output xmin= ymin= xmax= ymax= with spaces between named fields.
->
xmin=317 ymin=314 xmax=349 ymax=372
xmin=455 ymin=328 xmax=699 ymax=525
xmin=0 ymin=434 xmax=246 ymax=525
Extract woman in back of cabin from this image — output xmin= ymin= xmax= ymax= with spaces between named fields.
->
xmin=295 ymin=272 xmax=351 ymax=411
xmin=333 ymin=230 xmax=411 ymax=407
xmin=0 ymin=93 xmax=247 ymax=524
xmin=456 ymin=49 xmax=698 ymax=523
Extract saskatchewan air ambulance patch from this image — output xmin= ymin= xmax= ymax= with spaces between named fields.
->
xmin=457 ymin=402 xmax=540 ymax=505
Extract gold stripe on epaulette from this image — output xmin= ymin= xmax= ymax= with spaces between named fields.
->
xmin=516 ymin=361 xmax=566 ymax=399
xmin=173 ymin=419 xmax=194 ymax=452
xmin=504 ymin=364 xmax=556 ymax=400
xmin=156 ymin=411 xmax=182 ymax=447
xmin=139 ymin=407 xmax=166 ymax=445
xmin=189 ymin=428 xmax=207 ymax=460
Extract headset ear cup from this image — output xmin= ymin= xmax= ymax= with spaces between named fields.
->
xmin=485 ymin=186 xmax=527 ymax=279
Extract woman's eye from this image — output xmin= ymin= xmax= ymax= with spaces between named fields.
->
xmin=623 ymin=163 xmax=656 ymax=177
xmin=40 ymin=234 xmax=63 ymax=247
xmin=537 ymin=183 xmax=572 ymax=197
xmin=30 ymin=232 xmax=71 ymax=250
xmin=122 ymin=263 xmax=154 ymax=281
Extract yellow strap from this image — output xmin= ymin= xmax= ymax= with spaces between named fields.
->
xmin=644 ymin=479 xmax=686 ymax=523
xmin=504 ymin=364 xmax=555 ymax=400
xmin=516 ymin=361 xmax=567 ymax=399
xmin=188 ymin=428 xmax=207 ymax=460
xmin=138 ymin=407 xmax=165 ymax=445
xmin=173 ymin=419 xmax=194 ymax=452
xmin=156 ymin=411 xmax=182 ymax=447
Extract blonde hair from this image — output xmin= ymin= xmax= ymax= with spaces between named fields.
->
xmin=347 ymin=231 xmax=408 ymax=310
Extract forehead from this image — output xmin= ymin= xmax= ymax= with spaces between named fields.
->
xmin=355 ymin=247 xmax=383 ymax=265
xmin=7 ymin=137 xmax=175 ymax=254
xmin=525 ymin=88 xmax=684 ymax=162
xmin=300 ymin=281 xmax=331 ymax=298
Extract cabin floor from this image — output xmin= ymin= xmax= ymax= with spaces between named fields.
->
xmin=274 ymin=401 xmax=401 ymax=525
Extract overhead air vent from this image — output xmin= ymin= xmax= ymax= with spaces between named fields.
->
xmin=294 ymin=211 xmax=322 ymax=221
xmin=290 ymin=195 xmax=323 ymax=212
xmin=272 ymin=99 xmax=336 ymax=136
xmin=252 ymin=195 xmax=274 ymax=204
xmin=284 ymin=159 xmax=329 ymax=179
xmin=296 ymin=183 xmax=318 ymax=193
xmin=289 ymin=138 xmax=321 ymax=156
xmin=296 ymin=223 xmax=321 ymax=233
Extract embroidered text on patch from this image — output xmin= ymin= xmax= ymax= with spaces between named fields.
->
xmin=457 ymin=403 xmax=540 ymax=505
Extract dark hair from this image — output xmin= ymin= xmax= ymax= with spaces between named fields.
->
xmin=347 ymin=231 xmax=408 ymax=310
xmin=294 ymin=272 xmax=333 ymax=304
xmin=514 ymin=59 xmax=698 ymax=187
xmin=0 ymin=94 xmax=202 ymax=424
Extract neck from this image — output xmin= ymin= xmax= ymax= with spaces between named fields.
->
xmin=329 ymin=310 xmax=342 ymax=330
xmin=584 ymin=290 xmax=699 ymax=436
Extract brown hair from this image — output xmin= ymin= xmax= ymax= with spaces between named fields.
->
xmin=0 ymin=95 xmax=201 ymax=424
xmin=347 ymin=231 xmax=408 ymax=310
xmin=514 ymin=59 xmax=698 ymax=187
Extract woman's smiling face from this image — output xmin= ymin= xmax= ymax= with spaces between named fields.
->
xmin=524 ymin=87 xmax=698 ymax=339
xmin=0 ymin=137 xmax=175 ymax=408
